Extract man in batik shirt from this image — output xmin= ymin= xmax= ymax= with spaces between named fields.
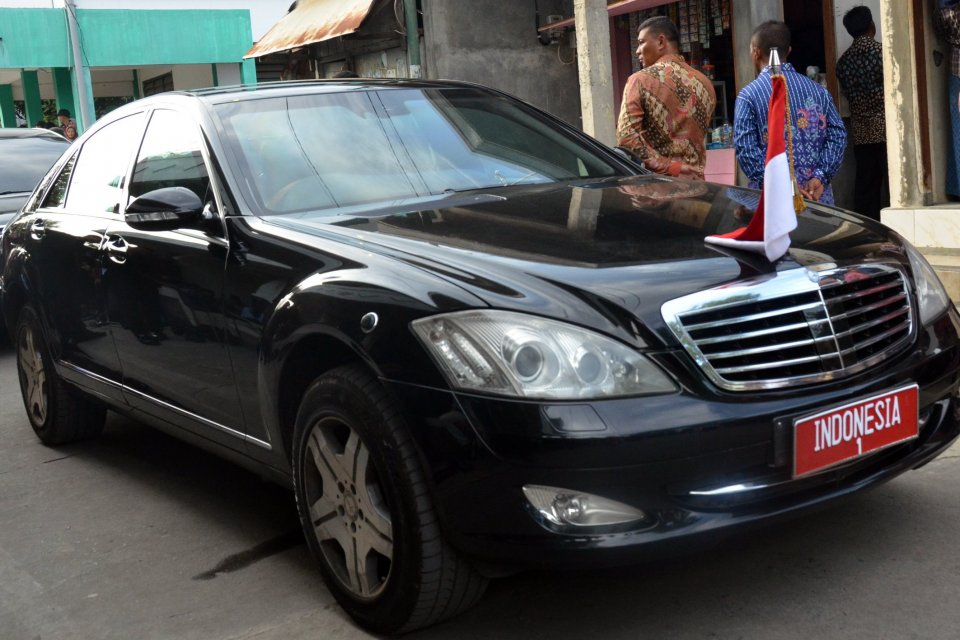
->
xmin=837 ymin=6 xmax=887 ymax=220
xmin=734 ymin=21 xmax=847 ymax=204
xmin=616 ymin=16 xmax=716 ymax=180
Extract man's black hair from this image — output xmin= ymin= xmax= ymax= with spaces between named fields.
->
xmin=842 ymin=6 xmax=873 ymax=38
xmin=752 ymin=20 xmax=791 ymax=59
xmin=638 ymin=16 xmax=679 ymax=44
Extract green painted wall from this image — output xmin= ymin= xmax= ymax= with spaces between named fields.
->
xmin=0 ymin=8 xmax=252 ymax=70
xmin=21 ymin=71 xmax=43 ymax=126
xmin=241 ymin=59 xmax=257 ymax=86
xmin=75 ymin=9 xmax=253 ymax=66
xmin=0 ymin=9 xmax=71 ymax=68
xmin=0 ymin=85 xmax=15 ymax=128
xmin=52 ymin=68 xmax=76 ymax=123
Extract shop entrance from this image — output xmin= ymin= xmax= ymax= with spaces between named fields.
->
xmin=783 ymin=0 xmax=839 ymax=103
xmin=611 ymin=1 xmax=735 ymax=130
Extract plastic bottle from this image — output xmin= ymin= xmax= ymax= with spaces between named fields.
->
xmin=702 ymin=57 xmax=715 ymax=79
xmin=721 ymin=121 xmax=733 ymax=147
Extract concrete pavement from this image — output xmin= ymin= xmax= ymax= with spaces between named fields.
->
xmin=2 ymin=343 xmax=960 ymax=639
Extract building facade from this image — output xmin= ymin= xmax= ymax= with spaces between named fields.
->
xmin=0 ymin=0 xmax=289 ymax=132
xmin=3 ymin=0 xmax=955 ymax=289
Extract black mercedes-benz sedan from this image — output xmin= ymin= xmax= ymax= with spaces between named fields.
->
xmin=2 ymin=80 xmax=958 ymax=634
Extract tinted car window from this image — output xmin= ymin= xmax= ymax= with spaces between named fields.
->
xmin=382 ymin=89 xmax=614 ymax=189
xmin=219 ymin=91 xmax=412 ymax=213
xmin=216 ymin=87 xmax=620 ymax=215
xmin=0 ymin=135 xmax=69 ymax=194
xmin=40 ymin=154 xmax=77 ymax=209
xmin=65 ymin=114 xmax=145 ymax=214
xmin=130 ymin=109 xmax=211 ymax=203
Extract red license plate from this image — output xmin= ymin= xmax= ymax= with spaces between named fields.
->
xmin=794 ymin=384 xmax=919 ymax=478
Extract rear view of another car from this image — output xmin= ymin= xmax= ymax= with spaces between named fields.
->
xmin=0 ymin=129 xmax=70 ymax=341
xmin=0 ymin=129 xmax=70 ymax=234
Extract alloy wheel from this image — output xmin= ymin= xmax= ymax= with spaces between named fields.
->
xmin=17 ymin=321 xmax=48 ymax=425
xmin=303 ymin=416 xmax=394 ymax=599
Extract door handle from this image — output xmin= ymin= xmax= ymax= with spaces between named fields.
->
xmin=105 ymin=235 xmax=129 ymax=264
xmin=29 ymin=219 xmax=45 ymax=240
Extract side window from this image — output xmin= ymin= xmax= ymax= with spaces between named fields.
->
xmin=129 ymin=110 xmax=211 ymax=204
xmin=64 ymin=114 xmax=145 ymax=214
xmin=39 ymin=154 xmax=77 ymax=209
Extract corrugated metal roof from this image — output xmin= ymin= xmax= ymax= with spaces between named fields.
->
xmin=244 ymin=0 xmax=377 ymax=59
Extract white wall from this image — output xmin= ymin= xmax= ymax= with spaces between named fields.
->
xmin=833 ymin=0 xmax=883 ymax=53
xmin=214 ymin=63 xmax=241 ymax=87
xmin=832 ymin=0 xmax=882 ymax=116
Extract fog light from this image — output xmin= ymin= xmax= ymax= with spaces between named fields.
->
xmin=522 ymin=485 xmax=648 ymax=531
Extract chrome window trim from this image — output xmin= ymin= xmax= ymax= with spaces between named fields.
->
xmin=60 ymin=361 xmax=272 ymax=450
xmin=661 ymin=263 xmax=916 ymax=391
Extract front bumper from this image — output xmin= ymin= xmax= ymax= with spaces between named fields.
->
xmin=386 ymin=308 xmax=960 ymax=569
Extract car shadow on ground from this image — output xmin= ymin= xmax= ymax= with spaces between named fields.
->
xmin=3 ymin=363 xmax=949 ymax=639
xmin=63 ymin=411 xmax=935 ymax=639
xmin=415 ymin=476 xmax=941 ymax=639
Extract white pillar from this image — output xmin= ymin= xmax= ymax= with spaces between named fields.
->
xmin=65 ymin=0 xmax=94 ymax=130
xmin=574 ymin=0 xmax=615 ymax=146
xmin=880 ymin=0 xmax=926 ymax=209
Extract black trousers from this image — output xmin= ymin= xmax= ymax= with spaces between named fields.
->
xmin=853 ymin=142 xmax=889 ymax=221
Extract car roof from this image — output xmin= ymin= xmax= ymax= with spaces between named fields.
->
xmin=91 ymin=79 xmax=514 ymax=131
xmin=0 ymin=128 xmax=70 ymax=142
xmin=146 ymin=78 xmax=494 ymax=104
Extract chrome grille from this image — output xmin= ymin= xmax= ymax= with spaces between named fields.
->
xmin=661 ymin=264 xmax=915 ymax=391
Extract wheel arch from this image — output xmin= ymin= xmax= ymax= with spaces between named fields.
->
xmin=2 ymin=279 xmax=26 ymax=337
xmin=272 ymin=330 xmax=381 ymax=466
xmin=1 ymin=254 xmax=37 ymax=339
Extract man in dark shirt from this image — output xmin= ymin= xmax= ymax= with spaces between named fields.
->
xmin=836 ymin=6 xmax=888 ymax=220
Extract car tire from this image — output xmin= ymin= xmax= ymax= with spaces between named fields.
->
xmin=15 ymin=304 xmax=106 ymax=445
xmin=292 ymin=364 xmax=487 ymax=634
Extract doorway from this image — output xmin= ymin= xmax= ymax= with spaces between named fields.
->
xmin=782 ymin=0 xmax=839 ymax=103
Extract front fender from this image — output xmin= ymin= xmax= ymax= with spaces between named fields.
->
xmin=251 ymin=264 xmax=488 ymax=468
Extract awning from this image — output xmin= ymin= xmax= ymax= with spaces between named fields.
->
xmin=244 ymin=0 xmax=377 ymax=59
xmin=538 ymin=0 xmax=673 ymax=32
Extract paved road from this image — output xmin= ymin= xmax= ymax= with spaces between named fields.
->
xmin=2 ymin=343 xmax=960 ymax=639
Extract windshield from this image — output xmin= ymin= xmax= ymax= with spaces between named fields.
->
xmin=216 ymin=87 xmax=622 ymax=215
xmin=0 ymin=136 xmax=70 ymax=194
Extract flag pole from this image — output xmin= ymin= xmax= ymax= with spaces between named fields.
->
xmin=770 ymin=47 xmax=805 ymax=214
xmin=704 ymin=46 xmax=798 ymax=262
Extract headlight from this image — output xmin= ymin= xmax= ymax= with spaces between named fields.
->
xmin=411 ymin=310 xmax=677 ymax=399
xmin=904 ymin=241 xmax=953 ymax=324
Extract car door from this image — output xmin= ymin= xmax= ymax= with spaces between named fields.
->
xmin=102 ymin=108 xmax=247 ymax=448
xmin=18 ymin=113 xmax=146 ymax=404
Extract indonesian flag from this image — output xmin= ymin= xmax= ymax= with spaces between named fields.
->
xmin=705 ymin=74 xmax=797 ymax=262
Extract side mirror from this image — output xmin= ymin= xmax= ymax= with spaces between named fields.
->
xmin=125 ymin=187 xmax=203 ymax=230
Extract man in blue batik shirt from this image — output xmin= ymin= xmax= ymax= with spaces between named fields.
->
xmin=734 ymin=21 xmax=847 ymax=204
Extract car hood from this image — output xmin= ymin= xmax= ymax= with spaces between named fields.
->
xmin=0 ymin=192 xmax=29 ymax=218
xmin=0 ymin=193 xmax=28 ymax=234
xmin=263 ymin=176 xmax=908 ymax=347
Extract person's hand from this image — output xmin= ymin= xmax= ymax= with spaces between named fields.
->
xmin=676 ymin=162 xmax=697 ymax=178
xmin=643 ymin=159 xmax=697 ymax=179
xmin=802 ymin=177 xmax=825 ymax=201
